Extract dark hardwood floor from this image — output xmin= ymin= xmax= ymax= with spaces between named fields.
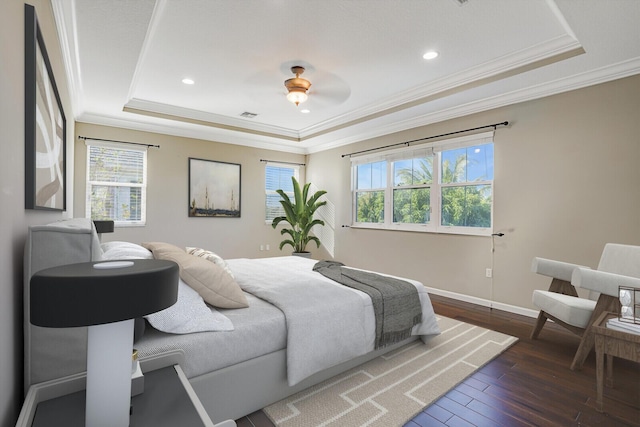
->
xmin=236 ymin=294 xmax=640 ymax=427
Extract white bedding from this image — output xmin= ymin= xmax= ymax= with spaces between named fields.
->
xmin=227 ymin=256 xmax=440 ymax=385
xmin=103 ymin=240 xmax=440 ymax=386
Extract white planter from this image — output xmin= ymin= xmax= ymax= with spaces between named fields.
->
xmin=292 ymin=252 xmax=312 ymax=258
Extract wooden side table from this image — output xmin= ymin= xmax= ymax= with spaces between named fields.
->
xmin=592 ymin=311 xmax=640 ymax=413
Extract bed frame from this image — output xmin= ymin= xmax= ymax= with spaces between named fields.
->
xmin=23 ymin=218 xmax=419 ymax=423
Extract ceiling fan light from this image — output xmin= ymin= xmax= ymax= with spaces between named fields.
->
xmin=284 ymin=66 xmax=311 ymax=106
xmin=286 ymin=90 xmax=308 ymax=106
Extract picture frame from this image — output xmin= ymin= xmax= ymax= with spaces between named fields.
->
xmin=24 ymin=4 xmax=67 ymax=211
xmin=188 ymin=158 xmax=241 ymax=217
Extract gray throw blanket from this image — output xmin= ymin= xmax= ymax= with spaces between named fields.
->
xmin=313 ymin=260 xmax=422 ymax=349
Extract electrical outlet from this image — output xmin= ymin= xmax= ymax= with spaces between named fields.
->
xmin=266 ymin=244 xmax=270 ymax=251
xmin=260 ymin=245 xmax=264 ymax=251
xmin=485 ymin=268 xmax=492 ymax=278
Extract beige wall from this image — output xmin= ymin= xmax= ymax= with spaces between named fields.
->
xmin=74 ymin=123 xmax=307 ymax=259
xmin=2 ymin=3 xmax=639 ymax=422
xmin=0 ymin=1 xmax=75 ymax=425
xmin=74 ymin=75 xmax=640 ymax=314
xmin=306 ymin=74 xmax=640 ymax=312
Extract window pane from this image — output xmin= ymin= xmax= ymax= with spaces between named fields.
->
xmin=371 ymin=161 xmax=386 ymax=188
xmin=90 ymin=185 xmax=142 ymax=222
xmin=467 ymin=144 xmax=494 ymax=181
xmin=357 ymin=161 xmax=386 ymax=189
xmin=87 ymin=144 xmax=146 ymax=225
xmin=356 ymin=191 xmax=384 ymax=223
xmin=441 ymin=143 xmax=493 ymax=184
xmin=266 ymin=193 xmax=287 ymax=222
xmin=266 ymin=166 xmax=295 ymax=192
xmin=441 ymin=184 xmax=492 ymax=227
xmin=265 ymin=165 xmax=298 ymax=221
xmin=89 ymin=146 xmax=144 ymax=183
xmin=441 ymin=147 xmax=466 ymax=184
xmin=393 ymin=188 xmax=430 ymax=223
xmin=394 ymin=157 xmax=432 ymax=186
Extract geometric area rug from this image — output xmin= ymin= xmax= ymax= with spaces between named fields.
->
xmin=264 ymin=316 xmax=518 ymax=427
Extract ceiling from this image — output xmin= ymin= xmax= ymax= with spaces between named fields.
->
xmin=52 ymin=0 xmax=640 ymax=154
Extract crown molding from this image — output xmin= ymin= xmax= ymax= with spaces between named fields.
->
xmin=125 ymin=0 xmax=166 ymax=103
xmin=80 ymin=56 xmax=640 ymax=156
xmin=123 ymin=98 xmax=301 ymax=141
xmin=121 ymin=34 xmax=583 ymax=145
xmin=77 ymin=112 xmax=307 ymax=154
xmin=304 ymin=57 xmax=640 ymax=154
xmin=298 ymin=34 xmax=583 ymax=139
xmin=51 ymin=0 xmax=84 ymax=118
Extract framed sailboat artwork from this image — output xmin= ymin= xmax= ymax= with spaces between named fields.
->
xmin=188 ymin=158 xmax=241 ymax=218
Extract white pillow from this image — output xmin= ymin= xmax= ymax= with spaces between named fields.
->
xmin=101 ymin=241 xmax=154 ymax=260
xmin=101 ymin=241 xmax=234 ymax=333
xmin=145 ymin=279 xmax=234 ymax=334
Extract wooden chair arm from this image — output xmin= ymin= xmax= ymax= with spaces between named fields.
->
xmin=572 ymin=268 xmax=640 ymax=297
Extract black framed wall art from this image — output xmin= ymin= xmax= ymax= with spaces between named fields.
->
xmin=188 ymin=158 xmax=241 ymax=217
xmin=24 ymin=4 xmax=67 ymax=211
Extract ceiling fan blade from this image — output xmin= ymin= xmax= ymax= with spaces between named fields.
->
xmin=306 ymin=70 xmax=351 ymax=107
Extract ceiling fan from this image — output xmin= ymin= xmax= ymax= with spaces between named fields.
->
xmin=245 ymin=62 xmax=351 ymax=109
xmin=284 ymin=66 xmax=312 ymax=106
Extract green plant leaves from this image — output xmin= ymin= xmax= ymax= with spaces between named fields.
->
xmin=271 ymin=176 xmax=327 ymax=253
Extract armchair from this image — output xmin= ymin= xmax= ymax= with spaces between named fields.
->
xmin=530 ymin=243 xmax=640 ymax=370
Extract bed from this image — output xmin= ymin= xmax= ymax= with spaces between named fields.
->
xmin=24 ymin=218 xmax=440 ymax=423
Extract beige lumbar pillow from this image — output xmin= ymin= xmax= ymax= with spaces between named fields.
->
xmin=186 ymin=247 xmax=235 ymax=279
xmin=142 ymin=242 xmax=248 ymax=309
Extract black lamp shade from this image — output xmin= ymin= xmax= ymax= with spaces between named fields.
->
xmin=30 ymin=259 xmax=179 ymax=328
xmin=93 ymin=220 xmax=114 ymax=233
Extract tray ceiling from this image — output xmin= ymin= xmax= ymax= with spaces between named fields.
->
xmin=52 ymin=0 xmax=640 ymax=153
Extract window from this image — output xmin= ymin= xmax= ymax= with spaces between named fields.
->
xmin=86 ymin=142 xmax=147 ymax=226
xmin=393 ymin=155 xmax=432 ymax=224
xmin=440 ymin=144 xmax=493 ymax=228
xmin=355 ymin=161 xmax=386 ymax=223
xmin=351 ymin=132 xmax=494 ymax=235
xmin=265 ymin=163 xmax=299 ymax=222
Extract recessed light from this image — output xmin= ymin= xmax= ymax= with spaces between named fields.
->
xmin=301 ymin=109 xmax=310 ymax=114
xmin=422 ymin=51 xmax=439 ymax=60
xmin=182 ymin=78 xmax=195 ymax=85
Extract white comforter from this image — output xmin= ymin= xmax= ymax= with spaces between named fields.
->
xmin=227 ymin=256 xmax=440 ymax=385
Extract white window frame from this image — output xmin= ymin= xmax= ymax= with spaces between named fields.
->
xmin=265 ymin=162 xmax=300 ymax=225
xmin=85 ymin=141 xmax=147 ymax=227
xmin=351 ymin=131 xmax=494 ymax=236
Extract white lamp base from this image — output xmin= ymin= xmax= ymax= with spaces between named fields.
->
xmin=86 ymin=319 xmax=134 ymax=427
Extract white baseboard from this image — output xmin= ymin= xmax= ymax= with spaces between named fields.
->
xmin=425 ymin=286 xmax=539 ymax=319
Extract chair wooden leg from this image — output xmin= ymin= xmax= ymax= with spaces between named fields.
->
xmin=530 ymin=311 xmax=548 ymax=339
xmin=570 ymin=295 xmax=620 ymax=371
xmin=548 ymin=278 xmax=578 ymax=296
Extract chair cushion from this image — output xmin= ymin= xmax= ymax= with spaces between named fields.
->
xmin=532 ymin=290 xmax=596 ymax=328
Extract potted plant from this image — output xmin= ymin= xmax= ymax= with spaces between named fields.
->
xmin=271 ymin=177 xmax=327 ymax=256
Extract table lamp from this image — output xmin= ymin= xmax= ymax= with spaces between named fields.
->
xmin=92 ymin=220 xmax=114 ymax=242
xmin=30 ymin=259 xmax=179 ymax=427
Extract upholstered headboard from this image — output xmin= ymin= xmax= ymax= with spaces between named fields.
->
xmin=23 ymin=218 xmax=103 ymax=391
